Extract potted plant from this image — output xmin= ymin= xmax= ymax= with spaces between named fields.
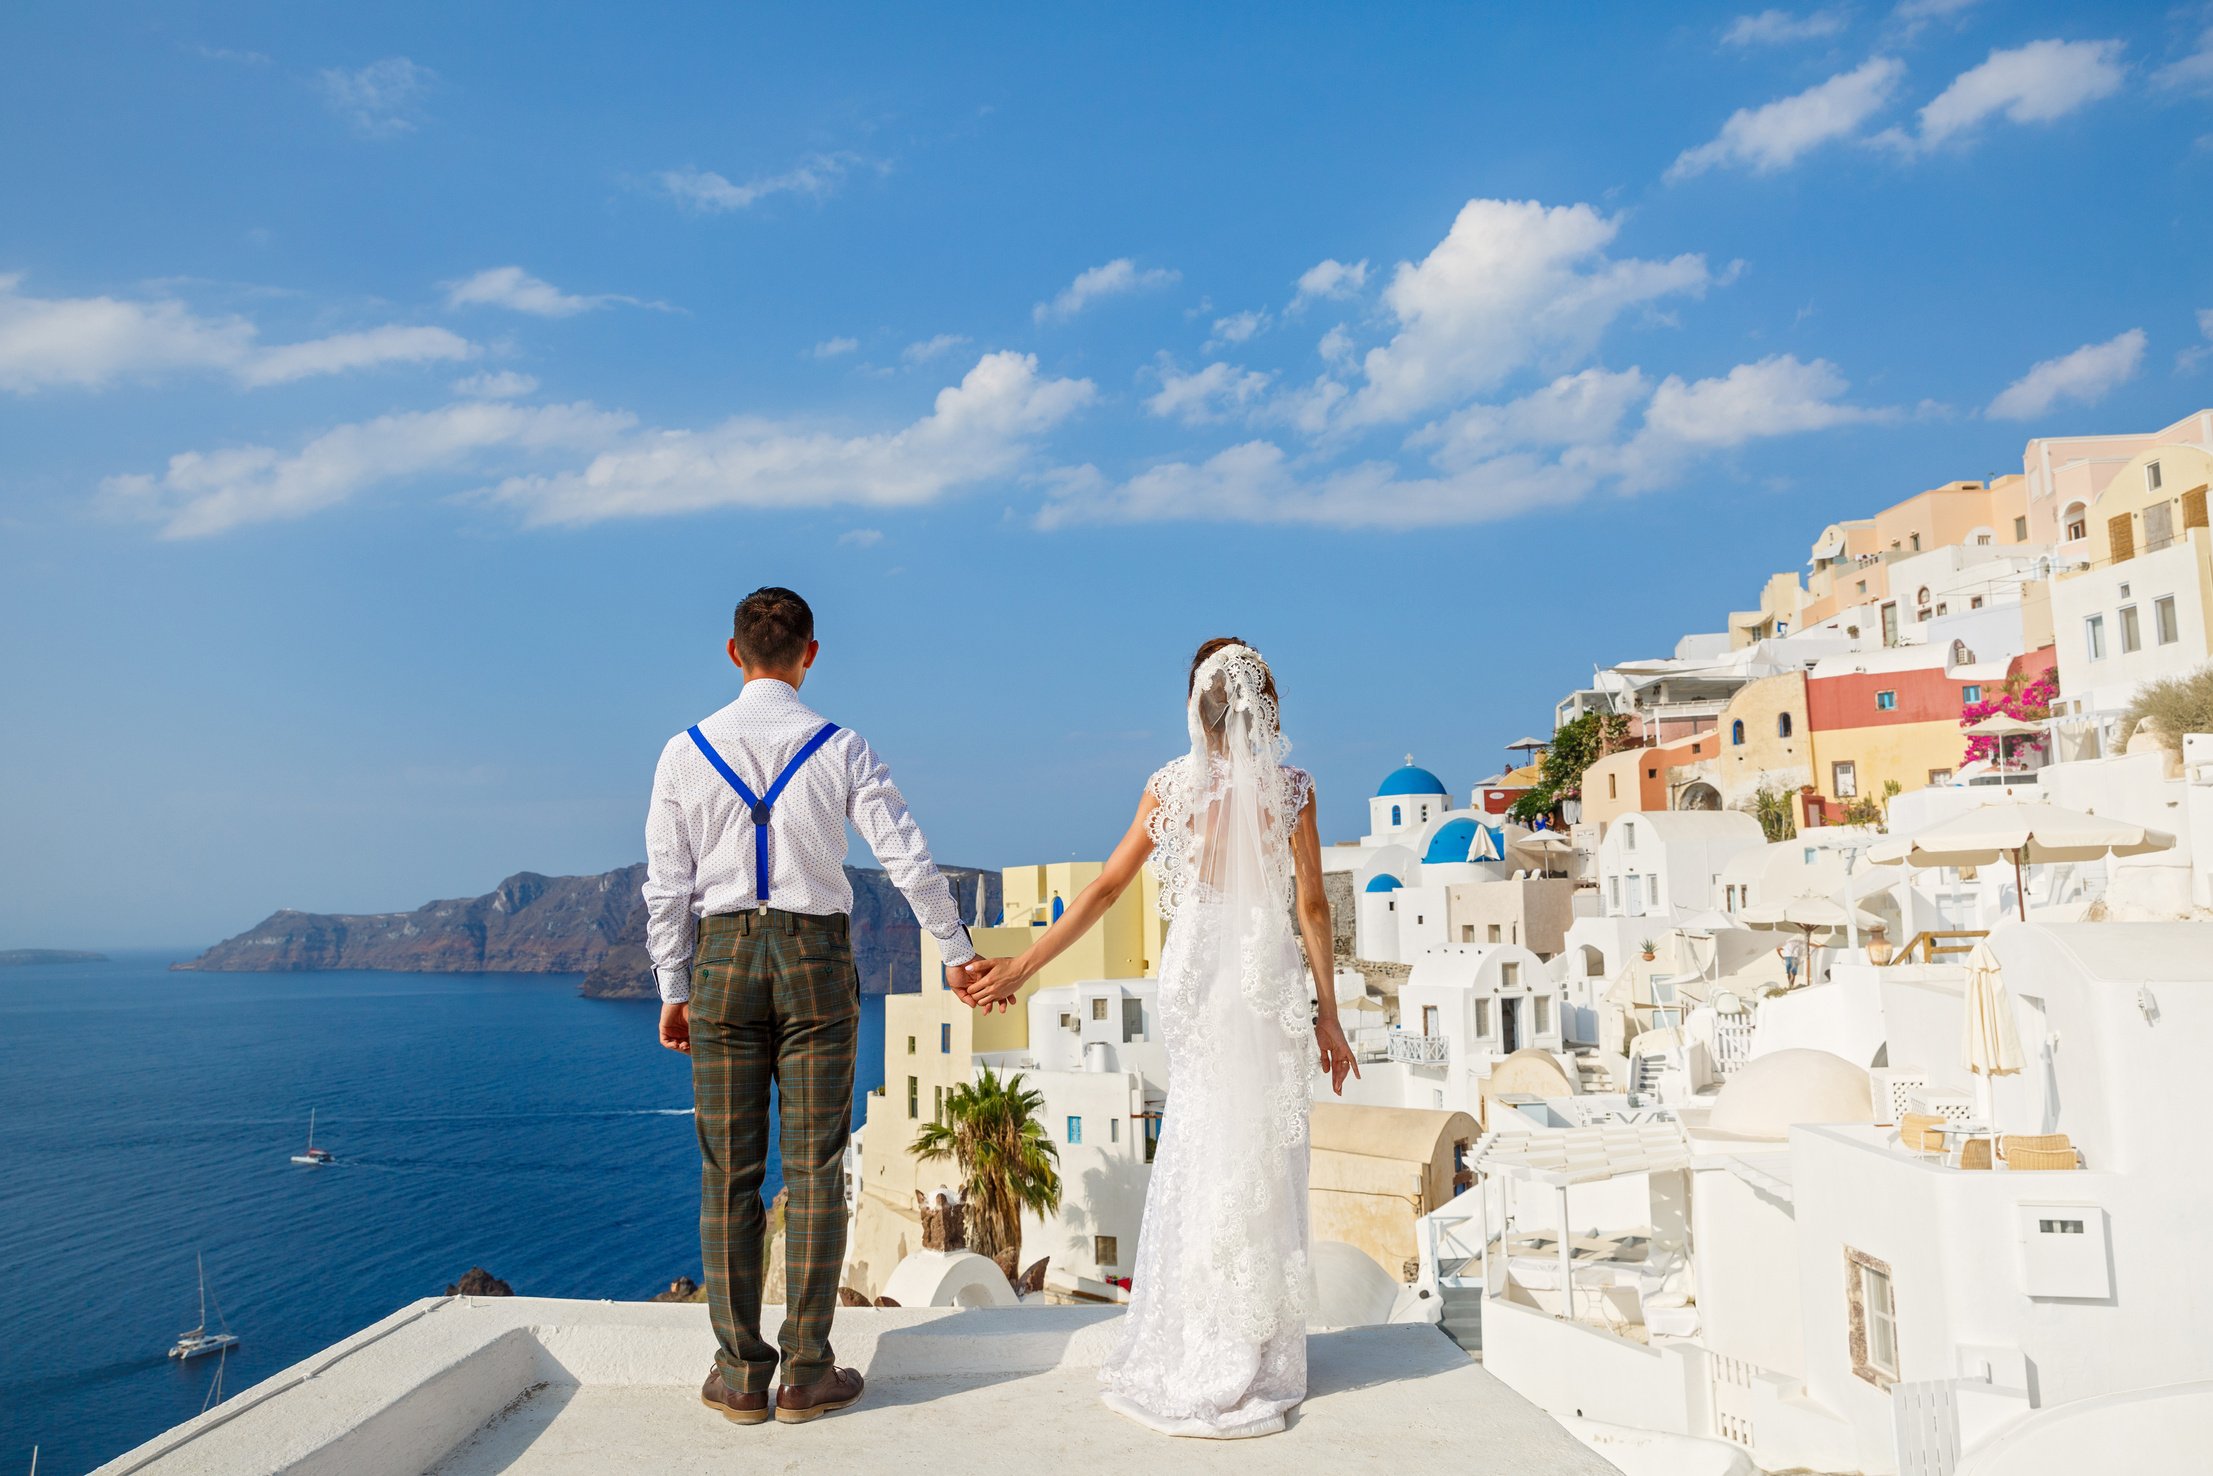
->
xmin=1639 ymin=938 xmax=1657 ymax=962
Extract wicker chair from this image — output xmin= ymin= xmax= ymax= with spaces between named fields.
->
xmin=1998 ymin=1133 xmax=2070 ymax=1163
xmin=2004 ymin=1143 xmax=2082 ymax=1171
xmin=1898 ymin=1112 xmax=1947 ymax=1154
xmin=1955 ymin=1136 xmax=1995 ymax=1170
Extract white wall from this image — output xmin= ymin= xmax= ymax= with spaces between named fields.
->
xmin=2051 ymin=538 xmax=2211 ymax=716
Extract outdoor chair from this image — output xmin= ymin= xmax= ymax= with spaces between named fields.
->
xmin=1954 ymin=1136 xmax=1994 ymax=1170
xmin=1997 ymin=1133 xmax=2070 ymax=1163
xmin=2003 ymin=1143 xmax=2082 ymax=1171
xmin=1898 ymin=1112 xmax=1947 ymax=1154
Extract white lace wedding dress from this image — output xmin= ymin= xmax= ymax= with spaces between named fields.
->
xmin=1098 ymin=644 xmax=1317 ymax=1439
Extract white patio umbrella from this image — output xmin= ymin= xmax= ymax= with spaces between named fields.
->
xmin=1514 ymin=829 xmax=1576 ymax=877
xmin=1868 ymin=801 xmax=2175 ymax=921
xmin=1961 ymin=941 xmax=2025 ymax=1129
xmin=1966 ymin=712 xmax=2042 ymax=774
xmin=1741 ymin=894 xmax=1884 ymax=960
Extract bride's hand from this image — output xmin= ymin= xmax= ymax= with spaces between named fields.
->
xmin=966 ymin=956 xmax=1029 ymax=1012
xmin=1316 ymin=1021 xmax=1361 ymax=1095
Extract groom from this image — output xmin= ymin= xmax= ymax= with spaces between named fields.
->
xmin=645 ymin=586 xmax=984 ymax=1425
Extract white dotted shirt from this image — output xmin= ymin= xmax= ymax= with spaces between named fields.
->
xmin=643 ymin=678 xmax=976 ymax=1003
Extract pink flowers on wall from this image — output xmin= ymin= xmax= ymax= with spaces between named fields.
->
xmin=1960 ymin=669 xmax=2060 ymax=767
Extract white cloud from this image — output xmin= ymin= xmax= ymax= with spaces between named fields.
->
xmin=1611 ymin=354 xmax=1887 ymax=487
xmin=443 ymin=266 xmax=648 ymax=317
xmin=838 ymin=528 xmax=885 ymax=547
xmin=1144 ymin=359 xmax=1274 ymax=425
xmin=1891 ymin=0 xmax=1981 ymax=34
xmin=1722 ymin=9 xmax=1847 ymax=47
xmin=1289 ymin=258 xmax=1370 ymax=310
xmin=238 ymin=324 xmax=475 ymax=386
xmin=0 ymin=274 xmax=474 ymax=392
xmin=1669 ymin=57 xmax=1904 ymax=179
xmin=1051 ymin=354 xmax=1885 ymax=529
xmin=2153 ymin=30 xmax=2213 ymax=95
xmin=901 ymin=333 xmax=971 ymax=364
xmin=1415 ymin=367 xmax=1651 ymax=472
xmin=2179 ymin=310 xmax=2213 ymax=372
xmin=809 ymin=336 xmax=859 ymax=359
xmin=1986 ymin=329 xmax=2145 ymax=421
xmin=319 ymin=57 xmax=433 ymax=138
xmin=1205 ymin=310 xmax=1269 ymax=352
xmin=104 ymin=400 xmax=635 ymax=538
xmin=452 ymin=370 xmax=538 ymax=398
xmin=1903 ymin=39 xmax=2126 ymax=151
xmin=1032 ymin=259 xmax=1180 ymax=324
xmin=655 ymin=155 xmax=862 ymax=213
xmin=1341 ymin=199 xmax=1712 ymax=425
xmin=491 ymin=351 xmax=1094 ymax=525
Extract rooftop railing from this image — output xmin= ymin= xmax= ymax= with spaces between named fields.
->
xmin=1388 ymin=1031 xmax=1451 ymax=1066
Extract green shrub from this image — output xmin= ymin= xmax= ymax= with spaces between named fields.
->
xmin=2122 ymin=664 xmax=2213 ymax=750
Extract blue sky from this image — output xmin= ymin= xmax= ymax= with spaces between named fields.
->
xmin=4 ymin=1 xmax=2211 ymax=948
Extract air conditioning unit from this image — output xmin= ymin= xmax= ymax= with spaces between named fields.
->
xmin=1906 ymin=1084 xmax=1974 ymax=1125
xmin=1869 ymin=1069 xmax=1928 ymax=1126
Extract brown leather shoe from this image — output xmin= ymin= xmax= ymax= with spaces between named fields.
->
xmin=775 ymin=1365 xmax=865 ymax=1424
xmin=700 ymin=1365 xmax=771 ymax=1426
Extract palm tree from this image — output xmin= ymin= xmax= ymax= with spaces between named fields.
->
xmin=908 ymin=1067 xmax=1062 ymax=1282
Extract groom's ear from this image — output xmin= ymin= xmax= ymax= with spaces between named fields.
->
xmin=801 ymin=639 xmax=820 ymax=671
xmin=726 ymin=638 xmax=747 ymax=673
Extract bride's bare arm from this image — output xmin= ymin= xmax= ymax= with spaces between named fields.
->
xmin=1291 ymin=793 xmax=1360 ymax=1093
xmin=966 ymin=790 xmax=1158 ymax=1008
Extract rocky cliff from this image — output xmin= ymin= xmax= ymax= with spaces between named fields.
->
xmin=178 ymin=863 xmax=1001 ymax=998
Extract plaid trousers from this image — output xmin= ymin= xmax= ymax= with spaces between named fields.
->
xmin=689 ymin=909 xmax=858 ymax=1393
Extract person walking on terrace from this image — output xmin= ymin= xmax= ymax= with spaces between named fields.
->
xmin=645 ymin=586 xmax=984 ymax=1427
xmin=960 ymin=638 xmax=1361 ymax=1439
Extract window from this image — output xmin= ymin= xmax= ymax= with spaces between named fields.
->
xmin=1122 ymin=997 xmax=1143 ymax=1041
xmin=1390 ymin=804 xmax=1401 ymax=827
xmin=1876 ymin=690 xmax=1897 ymax=711
xmin=1502 ymin=961 xmax=1521 ymax=988
xmin=906 ymin=1035 xmax=916 ymax=1055
xmin=1961 ymin=684 xmax=1982 ymax=703
xmin=1777 ymin=712 xmax=1794 ymax=738
xmin=1777 ymin=621 xmax=1789 ymax=635
xmin=2065 ymin=508 xmax=2088 ymax=541
xmin=1857 ymin=579 xmax=1868 ymax=594
xmin=1607 ymin=773 xmax=1618 ymax=800
xmin=1731 ymin=718 xmax=1745 ymax=745
xmin=1110 ymin=1117 xmax=1120 ymax=1143
xmin=1095 ymin=1235 xmax=1119 ymax=1267
xmin=2120 ymin=605 xmax=2141 ymax=654
xmin=1473 ymin=999 xmax=1491 ymax=1037
xmin=1910 ymin=533 xmax=1921 ymax=551
xmin=1066 ymin=1116 xmax=1082 ymax=1144
xmin=1970 ymin=596 xmax=1984 ymax=610
xmin=941 ymin=1022 xmax=952 ymax=1053
xmin=2147 ymin=460 xmax=2164 ymax=492
xmin=2085 ymin=614 xmax=2106 ymax=661
xmin=933 ymin=1084 xmax=943 ymax=1123
xmin=2156 ymin=595 xmax=2180 ymax=646
xmin=1143 ymin=1116 xmax=1160 ymax=1163
xmin=2014 ymin=515 xmax=2029 ymax=541
xmin=1422 ymin=1004 xmax=1440 ymax=1035
xmin=1622 ymin=821 xmax=1636 ymax=848
xmin=907 ymin=1076 xmax=919 ymax=1119
xmin=1881 ymin=602 xmax=1899 ymax=646
xmin=1091 ymin=997 xmax=1108 ymax=1022
xmin=1847 ymin=1250 xmax=1900 ymax=1386
xmin=1534 ymin=996 xmax=1552 ymax=1035
xmin=1833 ymin=761 xmax=1858 ymax=798
xmin=1487 ymin=923 xmax=1502 ymax=943
xmin=1929 ymin=768 xmax=1952 ymax=786
xmin=1609 ymin=877 xmax=1621 ymax=909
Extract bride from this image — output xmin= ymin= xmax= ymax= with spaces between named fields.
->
xmin=962 ymin=637 xmax=1360 ymax=1438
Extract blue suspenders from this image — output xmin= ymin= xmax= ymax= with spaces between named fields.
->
xmin=685 ymin=720 xmax=841 ymax=911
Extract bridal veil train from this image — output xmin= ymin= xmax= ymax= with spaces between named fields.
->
xmin=1098 ymin=642 xmax=1320 ymax=1438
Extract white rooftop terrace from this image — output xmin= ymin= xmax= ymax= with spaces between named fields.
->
xmin=94 ymin=1297 xmax=1616 ymax=1476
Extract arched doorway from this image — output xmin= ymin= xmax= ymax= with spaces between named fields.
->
xmin=1676 ymin=781 xmax=1721 ymax=811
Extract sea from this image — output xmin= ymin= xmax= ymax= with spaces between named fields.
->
xmin=0 ymin=952 xmax=889 ymax=1476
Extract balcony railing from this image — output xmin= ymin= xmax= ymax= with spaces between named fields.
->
xmin=1387 ymin=1031 xmax=1451 ymax=1065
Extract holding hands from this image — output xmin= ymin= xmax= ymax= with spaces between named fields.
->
xmin=947 ymin=956 xmax=1027 ymax=1012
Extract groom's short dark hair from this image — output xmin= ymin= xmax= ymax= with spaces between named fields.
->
xmin=733 ymin=587 xmax=814 ymax=669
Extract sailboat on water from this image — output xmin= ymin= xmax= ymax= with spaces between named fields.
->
xmin=290 ymin=1108 xmax=334 ymax=1166
xmin=168 ymin=1253 xmax=240 ymax=1361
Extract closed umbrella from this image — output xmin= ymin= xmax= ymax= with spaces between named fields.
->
xmin=1961 ymin=941 xmax=2024 ymax=1130
xmin=1868 ymin=801 xmax=2175 ymax=921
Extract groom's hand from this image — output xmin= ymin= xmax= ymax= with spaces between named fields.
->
xmin=659 ymin=1001 xmax=691 ymax=1054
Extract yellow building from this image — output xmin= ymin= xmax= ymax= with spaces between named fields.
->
xmin=845 ymin=861 xmax=1156 ymax=1296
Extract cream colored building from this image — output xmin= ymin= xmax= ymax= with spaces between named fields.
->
xmin=2051 ymin=441 xmax=2213 ymax=718
xmin=1310 ymin=1101 xmax=1478 ymax=1281
xmin=846 ymin=862 xmax=1157 ymax=1298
